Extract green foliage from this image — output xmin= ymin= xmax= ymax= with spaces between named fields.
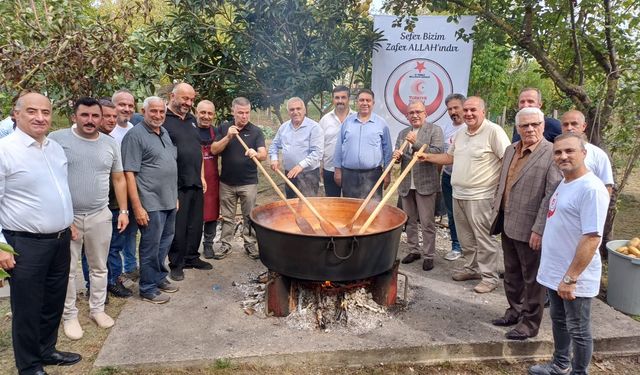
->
xmin=0 ymin=0 xmax=151 ymax=114
xmin=383 ymin=0 xmax=639 ymax=145
xmin=130 ymin=0 xmax=383 ymax=116
xmin=213 ymin=358 xmax=232 ymax=369
xmin=93 ymin=366 xmax=123 ymax=375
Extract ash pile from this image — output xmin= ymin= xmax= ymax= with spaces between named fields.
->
xmin=284 ymin=286 xmax=390 ymax=334
xmin=235 ymin=273 xmax=392 ymax=334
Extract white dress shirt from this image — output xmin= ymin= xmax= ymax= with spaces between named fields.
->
xmin=319 ymin=109 xmax=355 ymax=172
xmin=0 ymin=128 xmax=74 ymax=234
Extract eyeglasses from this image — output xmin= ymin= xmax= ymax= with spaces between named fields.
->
xmin=517 ymin=121 xmax=543 ymax=129
xmin=407 ymin=110 xmax=425 ymax=116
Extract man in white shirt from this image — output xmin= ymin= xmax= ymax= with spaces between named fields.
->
xmin=439 ymin=93 xmax=466 ymax=261
xmin=108 ymin=89 xmax=140 ymax=282
xmin=109 ymin=89 xmax=136 ymax=144
xmin=318 ymin=86 xmax=354 ymax=197
xmin=0 ymin=92 xmax=81 ymax=374
xmin=560 ymin=110 xmax=614 ymax=194
xmin=529 ymin=132 xmax=609 ymax=375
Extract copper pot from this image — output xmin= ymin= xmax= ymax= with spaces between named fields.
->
xmin=250 ymin=197 xmax=407 ymax=281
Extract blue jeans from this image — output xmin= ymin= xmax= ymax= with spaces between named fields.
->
xmin=441 ymin=172 xmax=461 ymax=252
xmin=548 ymin=288 xmax=593 ymax=374
xmin=122 ymin=213 xmax=138 ymax=273
xmin=107 ymin=210 xmax=138 ymax=286
xmin=138 ymin=209 xmax=176 ymax=296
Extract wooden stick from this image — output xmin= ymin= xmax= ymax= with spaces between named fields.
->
xmin=274 ymin=169 xmax=342 ymax=235
xmin=345 ymin=140 xmax=409 ymax=229
xmin=358 ymin=144 xmax=428 ymax=234
xmin=234 ymin=134 xmax=316 ymax=234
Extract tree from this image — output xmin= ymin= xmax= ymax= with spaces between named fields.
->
xmin=132 ymin=0 xmax=384 ymax=121
xmin=0 ymin=0 xmax=151 ymax=114
xmin=383 ymin=0 xmax=640 ymax=256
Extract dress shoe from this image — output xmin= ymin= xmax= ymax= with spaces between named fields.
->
xmin=422 ymin=258 xmax=434 ymax=271
xmin=170 ymin=268 xmax=184 ymax=281
xmin=401 ymin=252 xmax=421 ymax=264
xmin=451 ymin=269 xmax=482 ymax=281
xmin=491 ymin=316 xmax=518 ymax=327
xmin=63 ymin=319 xmax=83 ymax=340
xmin=90 ymin=312 xmax=115 ymax=329
xmin=184 ymin=258 xmax=213 ymax=270
xmin=505 ymin=328 xmax=531 ymax=341
xmin=42 ymin=350 xmax=82 ymax=366
xmin=473 ymin=280 xmax=497 ymax=293
xmin=34 ymin=370 xmax=49 ymax=375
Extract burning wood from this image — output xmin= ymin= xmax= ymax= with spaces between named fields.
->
xmin=285 ymin=287 xmax=389 ymax=333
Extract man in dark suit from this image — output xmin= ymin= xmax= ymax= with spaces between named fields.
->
xmin=511 ymin=87 xmax=561 ymax=143
xmin=395 ymin=101 xmax=444 ymax=271
xmin=490 ymin=107 xmax=562 ymax=340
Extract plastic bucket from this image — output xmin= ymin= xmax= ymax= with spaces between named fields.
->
xmin=606 ymin=240 xmax=640 ymax=315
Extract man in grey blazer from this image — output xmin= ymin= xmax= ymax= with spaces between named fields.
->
xmin=395 ymin=101 xmax=444 ymax=271
xmin=490 ymin=107 xmax=562 ymax=340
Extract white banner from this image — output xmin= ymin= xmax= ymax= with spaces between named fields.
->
xmin=371 ymin=15 xmax=476 ymax=142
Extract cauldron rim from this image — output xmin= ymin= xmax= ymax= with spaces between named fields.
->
xmin=250 ymin=197 xmax=407 ymax=237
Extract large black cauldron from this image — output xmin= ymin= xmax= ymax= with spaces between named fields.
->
xmin=250 ymin=197 xmax=407 ymax=281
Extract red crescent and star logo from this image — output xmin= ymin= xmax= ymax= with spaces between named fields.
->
xmin=384 ymin=59 xmax=453 ymax=126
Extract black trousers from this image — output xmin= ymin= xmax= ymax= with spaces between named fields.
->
xmin=3 ymin=229 xmax=71 ymax=375
xmin=168 ymin=186 xmax=204 ymax=270
xmin=341 ymin=167 xmax=383 ymax=200
xmin=284 ymin=168 xmax=320 ymax=199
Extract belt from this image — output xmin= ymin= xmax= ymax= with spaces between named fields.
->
xmin=342 ymin=166 xmax=382 ymax=173
xmin=2 ymin=228 xmax=70 ymax=240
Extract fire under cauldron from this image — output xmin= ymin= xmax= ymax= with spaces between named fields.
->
xmin=250 ymin=197 xmax=409 ymax=317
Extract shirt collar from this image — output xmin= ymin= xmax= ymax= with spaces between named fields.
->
xmin=141 ymin=121 xmax=165 ymax=136
xmin=516 ymin=138 xmax=542 ymax=156
xmin=465 ymin=118 xmax=488 ymax=136
xmin=330 ymin=109 xmax=355 ymax=119
xmin=288 ymin=117 xmax=310 ymax=130
xmin=14 ymin=127 xmax=49 ymax=148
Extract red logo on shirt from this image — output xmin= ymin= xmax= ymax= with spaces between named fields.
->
xmin=547 ymin=192 xmax=558 ymax=218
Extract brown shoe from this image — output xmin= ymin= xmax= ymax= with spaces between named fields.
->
xmin=452 ymin=269 xmax=482 ymax=281
xmin=473 ymin=280 xmax=498 ymax=293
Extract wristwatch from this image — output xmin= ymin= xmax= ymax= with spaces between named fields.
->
xmin=562 ymin=275 xmax=577 ymax=285
xmin=119 ymin=210 xmax=129 ymax=215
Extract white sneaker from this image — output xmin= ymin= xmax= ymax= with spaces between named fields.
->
xmin=444 ymin=251 xmax=462 ymax=261
xmin=63 ymin=318 xmax=83 ymax=340
xmin=90 ymin=312 xmax=115 ymax=329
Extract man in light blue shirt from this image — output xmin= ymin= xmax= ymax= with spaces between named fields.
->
xmin=269 ymin=97 xmax=323 ymax=198
xmin=333 ymin=89 xmax=392 ymax=199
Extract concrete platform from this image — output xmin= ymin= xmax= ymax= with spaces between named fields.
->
xmin=95 ymin=236 xmax=640 ymax=369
